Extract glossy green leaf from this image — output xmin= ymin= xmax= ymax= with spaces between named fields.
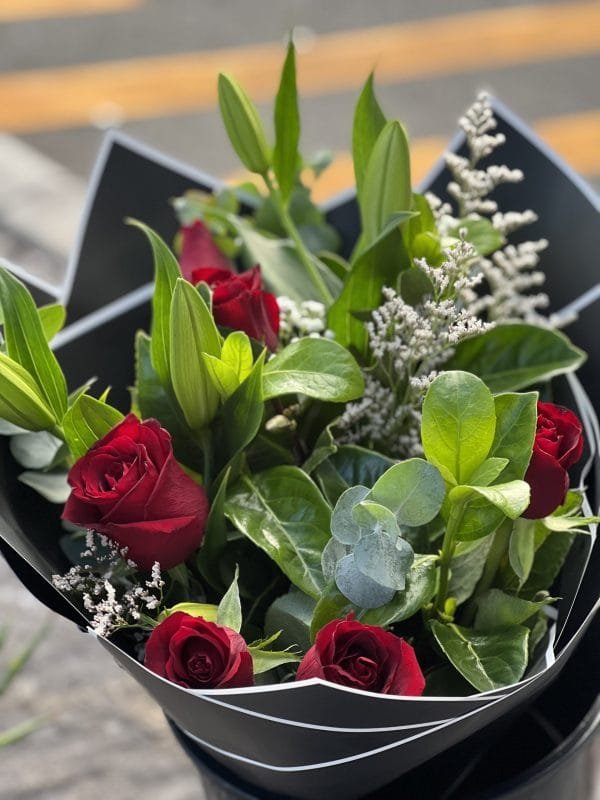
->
xmin=360 ymin=555 xmax=437 ymax=626
xmin=449 ymin=481 xmax=531 ymax=541
xmin=369 ymin=458 xmax=446 ymax=526
xmin=447 ymin=324 xmax=586 ymax=392
xmin=518 ymin=531 xmax=575 ymax=599
xmin=430 ymin=621 xmax=530 ymax=692
xmin=273 ymin=41 xmax=300 ymax=202
xmin=265 ymin=589 xmax=314 ymax=652
xmin=127 ymin=220 xmax=181 ymax=387
xmin=474 ymin=589 xmax=554 ymax=631
xmin=360 ymin=121 xmax=412 ymax=245
xmin=0 ymin=266 xmax=67 ymax=420
xmin=218 ymin=72 xmax=271 ymax=174
xmin=509 ymin=518 xmax=536 ymax=587
xmin=352 ymin=72 xmax=387 ymax=196
xmin=217 ymin=566 xmax=242 ymax=632
xmin=422 ymin=371 xmax=496 ymax=484
xmin=62 ymin=393 xmax=124 ymax=460
xmin=448 ymin=538 xmax=494 ymax=604
xmin=328 ymin=446 xmax=394 ymax=489
xmin=224 ymin=466 xmax=331 ymax=599
xmin=262 ymin=337 xmax=364 ymax=402
xmin=197 ymin=469 xmax=231 ymax=590
xmin=217 ymin=351 xmax=265 ymax=469
xmin=170 ymin=278 xmax=221 ymax=430
xmin=201 ymin=354 xmax=239 ymax=399
xmin=468 ymin=457 xmax=509 ymax=487
xmin=488 ymin=393 xmax=538 ymax=481
xmin=38 ymin=303 xmax=66 ymax=342
xmin=0 ymin=352 xmax=55 ymax=431
xmin=221 ymin=331 xmax=254 ymax=383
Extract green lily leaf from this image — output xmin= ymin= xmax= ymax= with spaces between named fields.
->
xmin=38 ymin=303 xmax=66 ymax=342
xmin=352 ymin=72 xmax=387 ymax=197
xmin=18 ymin=470 xmax=70 ymax=504
xmin=62 ymin=393 xmax=124 ymax=461
xmin=0 ymin=266 xmax=67 ymax=421
xmin=127 ymin=220 xmax=181 ymax=388
xmin=508 ymin=518 xmax=537 ymax=587
xmin=273 ymin=41 xmax=300 ymax=202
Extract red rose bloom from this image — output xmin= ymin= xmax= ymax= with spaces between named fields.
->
xmin=296 ymin=615 xmax=425 ymax=696
xmin=62 ymin=414 xmax=209 ymax=571
xmin=522 ymin=401 xmax=584 ymax=519
xmin=190 ymin=265 xmax=280 ymax=351
xmin=144 ymin=612 xmax=254 ymax=689
xmin=179 ymin=220 xmax=232 ymax=281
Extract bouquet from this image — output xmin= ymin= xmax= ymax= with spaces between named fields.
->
xmin=0 ymin=43 xmax=598 ymax=799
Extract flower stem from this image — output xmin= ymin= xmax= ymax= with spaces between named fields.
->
xmin=434 ymin=499 xmax=465 ymax=618
xmin=262 ymin=173 xmax=334 ymax=306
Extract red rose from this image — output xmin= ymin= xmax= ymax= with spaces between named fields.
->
xmin=191 ymin=265 xmax=279 ymax=351
xmin=522 ymin=401 xmax=584 ymax=519
xmin=179 ymin=220 xmax=232 ymax=281
xmin=62 ymin=414 xmax=209 ymax=571
xmin=144 ymin=612 xmax=253 ymax=689
xmin=296 ymin=615 xmax=425 ymax=696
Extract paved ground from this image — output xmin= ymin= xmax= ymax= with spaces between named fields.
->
xmin=0 ymin=1 xmax=598 ymax=798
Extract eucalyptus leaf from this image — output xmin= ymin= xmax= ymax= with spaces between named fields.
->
xmin=447 ymin=324 xmax=586 ymax=392
xmin=353 ymin=531 xmax=414 ymax=591
xmin=0 ymin=266 xmax=67 ymax=421
xmin=321 ymin=536 xmax=349 ymax=583
xmin=352 ymin=501 xmax=401 ymax=539
xmin=18 ymin=470 xmax=70 ymax=504
xmin=369 ymin=458 xmax=446 ymax=526
xmin=224 ymin=467 xmax=331 ymax=599
xmin=430 ymin=621 xmax=529 ymax=692
xmin=330 ymin=484 xmax=370 ymax=544
xmin=360 ymin=555 xmax=437 ymax=627
xmin=335 ymin=553 xmax=395 ymax=608
xmin=263 ymin=337 xmax=364 ymax=402
xmin=422 ymin=371 xmax=496 ymax=484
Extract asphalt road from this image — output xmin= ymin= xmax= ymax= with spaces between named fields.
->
xmin=0 ymin=1 xmax=598 ymax=799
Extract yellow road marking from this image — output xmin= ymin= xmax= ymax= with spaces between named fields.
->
xmin=228 ymin=111 xmax=600 ymax=201
xmin=0 ymin=2 xmax=599 ymax=133
xmin=0 ymin=0 xmax=142 ymax=23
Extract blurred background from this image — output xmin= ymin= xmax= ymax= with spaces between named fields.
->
xmin=0 ymin=0 xmax=598 ymax=797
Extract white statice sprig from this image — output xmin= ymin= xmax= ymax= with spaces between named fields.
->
xmin=427 ymin=93 xmax=553 ymax=325
xmin=278 ymin=296 xmax=333 ymax=345
xmin=338 ymin=240 xmax=492 ymax=458
xmin=52 ymin=531 xmax=165 ymax=637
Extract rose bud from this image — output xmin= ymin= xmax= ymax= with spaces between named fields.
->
xmin=296 ymin=615 xmax=425 ymax=696
xmin=179 ymin=219 xmax=232 ymax=281
xmin=62 ymin=414 xmax=209 ymax=571
xmin=190 ymin=265 xmax=279 ymax=351
xmin=522 ymin=401 xmax=585 ymax=520
xmin=144 ymin=612 xmax=253 ymax=689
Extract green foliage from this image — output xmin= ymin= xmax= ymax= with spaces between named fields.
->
xmin=62 ymin=393 xmax=124 ymax=461
xmin=273 ymin=40 xmax=300 ymax=202
xmin=218 ymin=73 xmax=271 ymax=175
